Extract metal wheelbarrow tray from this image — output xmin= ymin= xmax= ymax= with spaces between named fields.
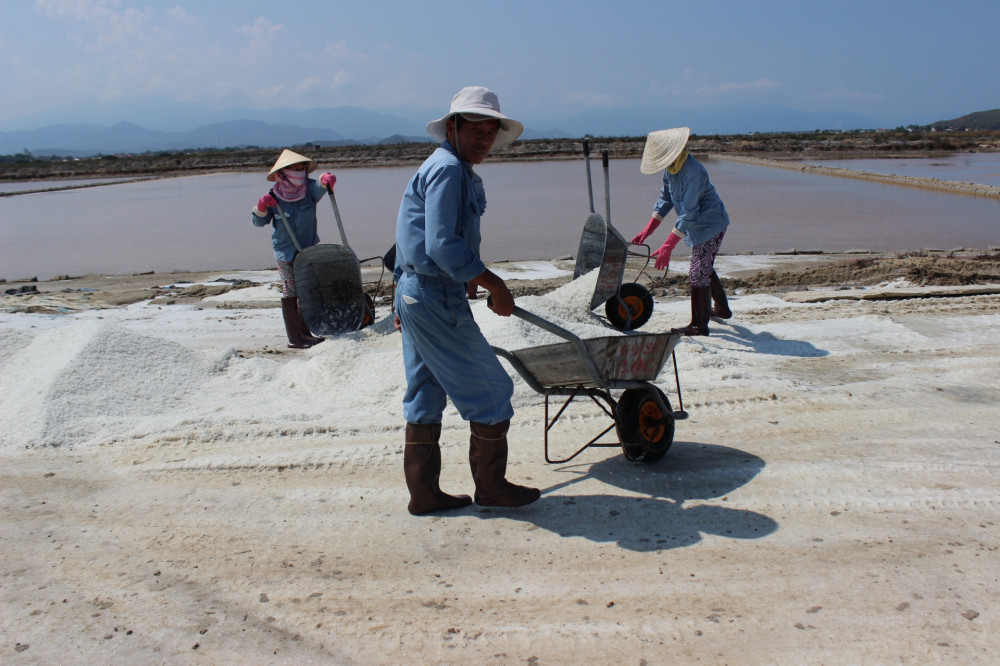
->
xmin=492 ymin=305 xmax=688 ymax=465
xmin=573 ymin=141 xmax=655 ymax=331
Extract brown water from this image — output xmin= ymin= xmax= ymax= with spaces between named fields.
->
xmin=2 ymin=157 xmax=998 ymax=281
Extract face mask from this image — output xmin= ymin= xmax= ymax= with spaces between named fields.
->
xmin=666 ymin=150 xmax=688 ymax=175
xmin=273 ymin=167 xmax=308 ymax=201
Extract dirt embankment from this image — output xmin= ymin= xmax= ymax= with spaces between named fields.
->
xmin=715 ymin=154 xmax=1000 ymax=199
xmin=5 ymin=252 xmax=998 ymax=315
xmin=3 ymin=131 xmax=998 ymax=184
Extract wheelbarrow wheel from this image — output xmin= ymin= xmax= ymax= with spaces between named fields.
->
xmin=361 ymin=292 xmax=376 ymax=329
xmin=605 ymin=282 xmax=654 ymax=331
xmin=615 ymin=386 xmax=674 ymax=463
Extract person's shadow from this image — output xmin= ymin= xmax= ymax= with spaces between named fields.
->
xmin=710 ymin=322 xmax=829 ymax=358
xmin=473 ymin=440 xmax=777 ymax=552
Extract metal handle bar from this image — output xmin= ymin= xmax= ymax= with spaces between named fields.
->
xmin=326 ymin=184 xmax=351 ymax=249
xmin=490 ymin=298 xmax=606 ymax=387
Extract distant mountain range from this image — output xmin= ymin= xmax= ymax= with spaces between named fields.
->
xmin=926 ymin=109 xmax=1000 ymax=130
xmin=1 ymin=99 xmax=965 ymax=157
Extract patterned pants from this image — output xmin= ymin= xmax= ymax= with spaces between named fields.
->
xmin=688 ymin=230 xmax=725 ymax=287
xmin=277 ymin=260 xmax=296 ymax=297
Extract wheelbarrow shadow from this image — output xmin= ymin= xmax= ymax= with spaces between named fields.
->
xmin=473 ymin=440 xmax=777 ymax=552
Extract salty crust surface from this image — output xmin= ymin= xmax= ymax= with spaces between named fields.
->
xmin=2 ymin=257 xmax=999 ymax=663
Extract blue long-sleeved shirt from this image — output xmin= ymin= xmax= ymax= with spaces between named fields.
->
xmin=251 ymin=178 xmax=326 ymax=262
xmin=653 ymin=155 xmax=730 ymax=247
xmin=394 ymin=141 xmax=487 ymax=283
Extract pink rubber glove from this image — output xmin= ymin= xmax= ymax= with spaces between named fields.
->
xmin=631 ymin=215 xmax=661 ymax=245
xmin=652 ymin=231 xmax=682 ymax=271
xmin=320 ymin=172 xmax=336 ymax=189
xmin=256 ymin=194 xmax=277 ymax=212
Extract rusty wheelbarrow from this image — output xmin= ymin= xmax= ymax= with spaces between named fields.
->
xmin=491 ymin=303 xmax=688 ymax=464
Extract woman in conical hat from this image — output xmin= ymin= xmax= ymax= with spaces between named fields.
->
xmin=632 ymin=128 xmax=733 ymax=336
xmin=251 ymin=149 xmax=336 ymax=349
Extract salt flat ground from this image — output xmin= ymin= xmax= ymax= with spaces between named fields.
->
xmin=1 ymin=264 xmax=998 ymax=663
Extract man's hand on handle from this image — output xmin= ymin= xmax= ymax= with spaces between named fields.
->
xmin=469 ymin=269 xmax=514 ymax=316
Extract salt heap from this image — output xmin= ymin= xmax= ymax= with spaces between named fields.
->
xmin=0 ymin=270 xmax=638 ymax=451
xmin=0 ymin=320 xmax=211 ymax=449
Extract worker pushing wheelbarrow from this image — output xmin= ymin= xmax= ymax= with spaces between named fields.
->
xmin=489 ymin=299 xmax=688 ymax=465
xmin=573 ymin=140 xmax=656 ymax=331
xmin=270 ymin=174 xmax=379 ymax=337
xmin=252 ymin=149 xmax=384 ymax=345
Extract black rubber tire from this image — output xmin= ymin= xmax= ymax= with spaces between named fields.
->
xmin=605 ymin=282 xmax=654 ymax=331
xmin=294 ymin=245 xmax=366 ymax=335
xmin=615 ymin=386 xmax=674 ymax=464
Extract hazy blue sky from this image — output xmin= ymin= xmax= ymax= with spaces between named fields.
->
xmin=3 ymin=0 xmax=997 ymax=132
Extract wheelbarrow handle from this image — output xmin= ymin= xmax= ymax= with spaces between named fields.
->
xmin=601 ymin=149 xmax=612 ymax=226
xmin=326 ymin=184 xmax=352 ymax=249
xmin=489 ymin=298 xmax=605 ymax=387
xmin=583 ymin=141 xmax=595 ymax=214
xmin=269 ymin=189 xmax=303 ymax=253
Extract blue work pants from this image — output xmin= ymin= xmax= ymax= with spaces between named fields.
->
xmin=396 ymin=273 xmax=514 ymax=425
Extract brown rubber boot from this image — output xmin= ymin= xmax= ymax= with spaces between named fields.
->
xmin=671 ymin=286 xmax=712 ymax=336
xmin=709 ymin=271 xmax=732 ymax=320
xmin=469 ymin=420 xmax=540 ymax=508
xmin=296 ymin=302 xmax=325 ymax=345
xmin=404 ymin=423 xmax=472 ymax=515
xmin=281 ymin=296 xmax=314 ymax=348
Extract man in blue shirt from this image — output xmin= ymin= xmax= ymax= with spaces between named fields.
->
xmin=394 ymin=87 xmax=540 ymax=515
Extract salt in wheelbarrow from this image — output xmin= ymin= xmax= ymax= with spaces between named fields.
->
xmin=573 ymin=140 xmax=656 ymax=332
xmin=271 ymin=182 xmax=376 ymax=335
xmin=490 ymin=301 xmax=688 ymax=464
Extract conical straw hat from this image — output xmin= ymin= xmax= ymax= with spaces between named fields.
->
xmin=640 ymin=127 xmax=691 ymax=174
xmin=267 ymin=149 xmax=318 ymax=181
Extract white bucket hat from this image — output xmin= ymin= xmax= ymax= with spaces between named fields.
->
xmin=267 ymin=149 xmax=318 ymax=181
xmin=426 ymin=86 xmax=524 ymax=149
xmin=640 ymin=127 xmax=691 ymax=175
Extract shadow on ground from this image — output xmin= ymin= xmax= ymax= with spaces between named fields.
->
xmin=473 ymin=440 xmax=777 ymax=552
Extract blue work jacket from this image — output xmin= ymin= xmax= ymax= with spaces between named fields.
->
xmin=394 ymin=141 xmax=487 ymax=284
xmin=251 ymin=178 xmax=326 ymax=262
xmin=653 ymin=155 xmax=730 ymax=247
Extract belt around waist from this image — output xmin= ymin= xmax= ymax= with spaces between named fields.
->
xmin=401 ymin=272 xmax=463 ymax=286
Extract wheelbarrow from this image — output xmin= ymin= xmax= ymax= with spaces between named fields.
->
xmin=490 ymin=302 xmax=688 ymax=464
xmin=272 ymin=182 xmax=378 ymax=335
xmin=573 ymin=140 xmax=655 ymax=332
